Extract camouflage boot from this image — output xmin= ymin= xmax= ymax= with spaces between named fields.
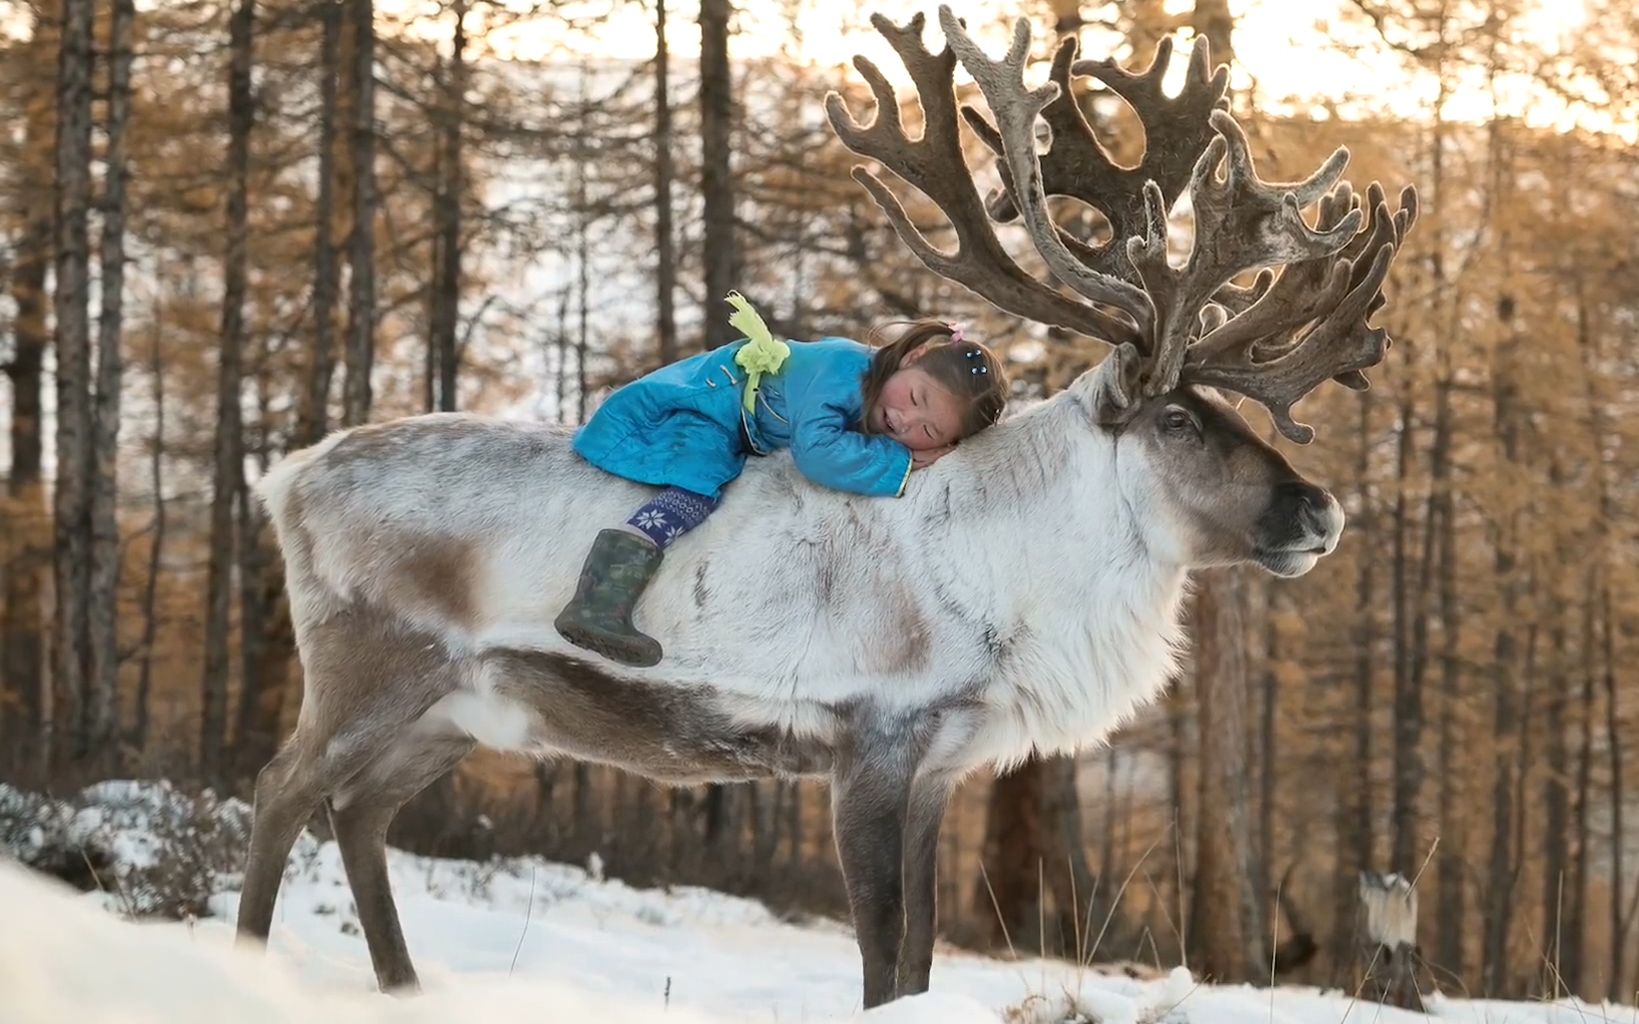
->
xmin=554 ymin=529 xmax=665 ymax=667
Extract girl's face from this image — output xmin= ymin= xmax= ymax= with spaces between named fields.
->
xmin=868 ymin=347 xmax=967 ymax=451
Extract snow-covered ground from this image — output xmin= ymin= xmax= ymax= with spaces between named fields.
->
xmin=0 ymin=781 xmax=1632 ymax=1024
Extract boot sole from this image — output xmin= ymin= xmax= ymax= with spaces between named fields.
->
xmin=555 ymin=618 xmax=663 ymax=668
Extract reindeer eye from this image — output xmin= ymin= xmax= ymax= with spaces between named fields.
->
xmin=1162 ymin=408 xmax=1196 ymax=434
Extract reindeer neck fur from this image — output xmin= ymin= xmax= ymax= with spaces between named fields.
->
xmin=901 ymin=387 xmax=1190 ymax=768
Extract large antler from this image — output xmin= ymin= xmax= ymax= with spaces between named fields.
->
xmin=822 ymin=12 xmax=1142 ymax=348
xmin=964 ymin=31 xmax=1229 ymax=283
xmin=828 ymin=7 xmax=1419 ymax=444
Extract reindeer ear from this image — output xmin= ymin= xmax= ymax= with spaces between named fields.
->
xmin=1212 ymin=383 xmax=1245 ymax=411
xmin=1075 ymin=343 xmax=1146 ymax=428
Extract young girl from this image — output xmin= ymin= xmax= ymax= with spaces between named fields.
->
xmin=557 ymin=297 xmax=1009 ymax=667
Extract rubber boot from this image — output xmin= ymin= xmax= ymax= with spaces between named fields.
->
xmin=554 ymin=529 xmax=664 ymax=667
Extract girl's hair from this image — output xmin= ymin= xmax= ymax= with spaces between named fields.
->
xmin=860 ymin=318 xmax=1010 ymax=439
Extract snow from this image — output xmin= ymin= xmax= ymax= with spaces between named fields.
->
xmin=1 ymin=781 xmax=1635 ymax=1024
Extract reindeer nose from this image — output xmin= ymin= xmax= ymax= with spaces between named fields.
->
xmin=1274 ymin=481 xmax=1336 ymax=531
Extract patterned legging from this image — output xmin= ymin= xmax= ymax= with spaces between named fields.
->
xmin=626 ymin=487 xmax=719 ymax=549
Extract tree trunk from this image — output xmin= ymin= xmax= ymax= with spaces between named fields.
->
xmin=1602 ymin=578 xmax=1624 ymax=1002
xmin=783 ymin=780 xmax=803 ymax=873
xmin=301 ymin=0 xmax=341 ymax=446
xmin=1190 ymin=570 xmax=1264 ymax=982
xmin=574 ymin=67 xmax=590 ymax=424
xmin=342 ymin=0 xmax=376 ymax=426
xmin=85 ymin=0 xmax=135 ymax=765
xmin=975 ymin=763 xmax=1040 ymax=950
xmin=554 ymin=282 xmax=570 ymax=422
xmin=1537 ymin=459 xmax=1571 ymax=997
xmin=1541 ymin=592 xmax=1569 ymax=997
xmin=1259 ymin=585 xmax=1281 ymax=927
xmin=1425 ymin=46 xmax=1463 ymax=977
xmin=2 ymin=118 xmax=51 ymax=772
xmin=1184 ymin=2 xmax=1259 ymax=985
xmin=1333 ymin=389 xmax=1376 ymax=983
xmin=52 ymin=0 xmax=97 ymax=767
xmin=973 ymin=757 xmax=1091 ymax=956
xmin=1167 ymin=674 xmax=1191 ymax=959
xmin=1431 ymin=369 xmax=1466 ymax=981
xmin=652 ymin=0 xmax=678 ymax=366
xmin=1482 ymin=284 xmax=1524 ymax=997
xmin=1388 ymin=383 xmax=1421 ymax=876
xmin=202 ymin=0 xmax=255 ymax=784
xmin=430 ymin=0 xmax=465 ymax=412
xmin=1573 ymin=260 xmax=1620 ymax=1003
xmin=698 ymin=0 xmax=736 ymax=348
xmin=1562 ymin=569 xmax=1595 ymax=998
xmin=1040 ymin=755 xmax=1097 ymax=956
xmin=132 ymin=304 xmax=166 ymax=756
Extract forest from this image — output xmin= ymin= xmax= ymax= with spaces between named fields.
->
xmin=0 ymin=0 xmax=1636 ymax=1005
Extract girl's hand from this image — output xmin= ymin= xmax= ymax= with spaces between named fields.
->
xmin=911 ymin=444 xmax=955 ymax=470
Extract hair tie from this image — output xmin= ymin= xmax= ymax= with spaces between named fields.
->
xmin=947 ymin=321 xmax=966 ymax=344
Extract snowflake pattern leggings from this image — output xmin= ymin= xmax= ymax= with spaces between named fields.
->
xmin=626 ymin=487 xmax=720 ymax=549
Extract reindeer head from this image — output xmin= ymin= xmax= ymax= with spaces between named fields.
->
xmin=826 ymin=8 xmax=1417 ymax=578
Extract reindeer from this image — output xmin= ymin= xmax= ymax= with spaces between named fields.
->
xmin=236 ymin=8 xmax=1417 ymax=1008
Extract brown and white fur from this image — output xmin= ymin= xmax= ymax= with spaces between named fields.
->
xmin=236 ymin=359 xmax=1343 ymax=1006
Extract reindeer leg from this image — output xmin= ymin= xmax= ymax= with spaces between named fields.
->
xmin=237 ymin=738 xmax=325 ymax=944
xmin=327 ymin=733 xmax=475 ymax=993
xmin=237 ymin=605 xmax=464 ymax=976
xmin=832 ymin=736 xmax=916 ymax=1009
xmin=897 ymin=771 xmax=956 ymax=997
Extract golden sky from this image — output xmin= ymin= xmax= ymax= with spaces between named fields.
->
xmin=447 ymin=0 xmax=1628 ymax=140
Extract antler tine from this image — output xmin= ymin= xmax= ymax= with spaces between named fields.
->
xmin=940 ymin=9 xmax=1154 ymax=329
xmin=824 ymin=12 xmax=1141 ymax=346
xmin=961 ymin=40 xmax=1131 ymax=284
xmin=1073 ymin=35 xmax=1232 ymax=210
xmin=1181 ymin=184 xmax=1419 ymax=441
xmin=1191 ymin=181 xmax=1364 ymax=366
xmin=968 ymin=31 xmax=1228 ymax=284
xmin=1188 ymin=243 xmax=1396 ymax=442
xmin=1131 ymin=109 xmax=1366 ymax=395
xmin=1329 ymin=183 xmax=1419 ymax=390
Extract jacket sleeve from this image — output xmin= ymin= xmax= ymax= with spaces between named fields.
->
xmin=789 ymin=400 xmax=913 ymax=498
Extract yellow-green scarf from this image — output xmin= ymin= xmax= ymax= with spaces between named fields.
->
xmin=726 ymin=291 xmax=790 ymax=413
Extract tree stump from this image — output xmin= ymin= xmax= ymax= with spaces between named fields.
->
xmin=1355 ymin=871 xmax=1428 ymax=1012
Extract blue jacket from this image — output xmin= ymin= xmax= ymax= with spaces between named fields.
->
xmin=572 ymin=337 xmax=912 ymax=500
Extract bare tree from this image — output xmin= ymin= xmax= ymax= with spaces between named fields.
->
xmin=1 ymin=8 xmax=53 ymax=771
xmin=1541 ymin=493 xmax=1570 ymax=996
xmin=301 ymin=0 xmax=342 ymax=445
xmin=132 ymin=292 xmax=166 ymax=755
xmin=343 ymin=0 xmax=377 ymax=425
xmin=52 ymin=0 xmax=97 ymax=765
xmin=429 ymin=0 xmax=466 ymax=412
xmin=1387 ymin=372 xmax=1424 ymax=876
xmin=975 ymin=756 xmax=1095 ymax=954
xmin=1191 ymin=568 xmax=1264 ymax=980
xmin=1334 ymin=386 xmax=1377 ymax=982
xmin=1481 ymin=108 xmax=1524 ymax=998
xmin=698 ymin=0 xmax=736 ymax=348
xmin=86 ymin=0 xmax=136 ymax=760
xmin=653 ymin=0 xmax=678 ymax=364
xmin=202 ymin=0 xmax=256 ymax=782
xmin=1184 ymin=0 xmax=1264 ymax=983
xmin=1432 ymin=355 xmax=1466 ymax=977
